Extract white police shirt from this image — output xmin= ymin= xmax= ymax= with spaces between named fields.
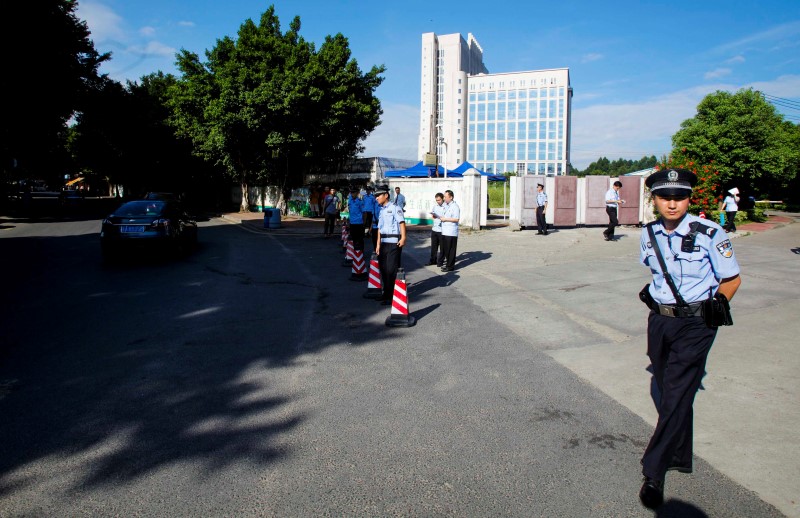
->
xmin=640 ymin=214 xmax=740 ymax=305
xmin=377 ymin=202 xmax=405 ymax=243
xmin=605 ymin=188 xmax=620 ymax=209
xmin=441 ymin=201 xmax=460 ymax=237
xmin=536 ymin=191 xmax=547 ymax=207
xmin=431 ymin=203 xmax=445 ymax=232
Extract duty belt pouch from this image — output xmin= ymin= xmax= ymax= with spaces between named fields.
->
xmin=639 ymin=284 xmax=656 ymax=310
xmin=703 ymin=294 xmax=734 ymax=328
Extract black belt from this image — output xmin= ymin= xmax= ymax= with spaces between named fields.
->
xmin=653 ymin=302 xmax=703 ymax=318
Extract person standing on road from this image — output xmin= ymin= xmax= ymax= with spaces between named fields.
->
xmin=637 ymin=168 xmax=741 ymax=510
xmin=375 ymin=185 xmax=406 ymax=304
xmin=347 ymin=187 xmax=365 ymax=252
xmin=362 ymin=186 xmax=376 ymax=236
xmin=535 ymin=183 xmax=548 ymax=235
xmin=439 ymin=190 xmax=460 ymax=272
xmin=603 ymin=180 xmax=625 ymax=241
xmin=322 ymin=187 xmax=340 ymax=237
xmin=720 ymin=187 xmax=740 ymax=233
xmin=394 ymin=186 xmax=406 ymax=212
xmin=428 ymin=192 xmax=445 ymax=266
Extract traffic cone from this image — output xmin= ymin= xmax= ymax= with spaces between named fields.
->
xmin=385 ymin=268 xmax=416 ymax=327
xmin=363 ymin=253 xmax=382 ymax=298
xmin=341 ymin=239 xmax=354 ymax=267
xmin=349 ymin=249 xmax=367 ymax=281
xmin=341 ymin=220 xmax=349 ymax=247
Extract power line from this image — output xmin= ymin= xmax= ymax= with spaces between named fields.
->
xmin=762 ymin=92 xmax=800 ymax=109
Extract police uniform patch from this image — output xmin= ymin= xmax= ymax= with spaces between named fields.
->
xmin=716 ymin=239 xmax=734 ymax=258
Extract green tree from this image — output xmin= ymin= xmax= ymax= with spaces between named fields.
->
xmin=3 ymin=0 xmax=109 ymax=187
xmin=672 ymin=89 xmax=800 ymax=199
xmin=168 ymin=6 xmax=384 ymax=212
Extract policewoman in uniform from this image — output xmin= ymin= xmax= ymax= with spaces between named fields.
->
xmin=374 ymin=185 xmax=406 ymax=304
xmin=535 ymin=183 xmax=548 ymax=235
xmin=637 ymin=168 xmax=741 ymax=509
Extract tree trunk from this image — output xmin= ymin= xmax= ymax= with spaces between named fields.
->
xmin=239 ymin=181 xmax=249 ymax=212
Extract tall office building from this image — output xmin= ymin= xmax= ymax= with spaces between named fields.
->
xmin=419 ymin=33 xmax=572 ymax=175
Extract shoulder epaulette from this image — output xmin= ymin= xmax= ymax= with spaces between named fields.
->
xmin=689 ymin=220 xmax=717 ymax=238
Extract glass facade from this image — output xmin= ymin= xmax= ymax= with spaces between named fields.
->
xmin=467 ymin=76 xmax=568 ymax=175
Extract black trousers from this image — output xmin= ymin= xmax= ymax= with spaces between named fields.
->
xmin=604 ymin=207 xmax=619 ymax=238
xmin=349 ymin=223 xmax=364 ymax=250
xmin=440 ymin=234 xmax=457 ymax=270
xmin=370 ymin=228 xmax=378 ymax=252
xmin=324 ymin=213 xmax=336 ymax=235
xmin=378 ymin=242 xmax=402 ymax=300
xmin=430 ymin=230 xmax=443 ymax=265
xmin=536 ymin=206 xmax=547 ymax=234
xmin=725 ymin=211 xmax=737 ymax=232
xmin=642 ymin=313 xmax=717 ymax=481
xmin=363 ymin=212 xmax=373 ymax=231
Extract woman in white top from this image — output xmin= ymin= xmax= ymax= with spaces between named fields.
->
xmin=721 ymin=187 xmax=740 ymax=232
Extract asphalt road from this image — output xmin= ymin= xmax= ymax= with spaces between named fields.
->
xmin=0 ymin=214 xmax=786 ymax=517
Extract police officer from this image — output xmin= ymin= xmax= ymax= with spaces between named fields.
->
xmin=374 ymin=185 xmax=406 ymax=304
xmin=638 ymin=168 xmax=741 ymax=509
xmin=362 ymin=186 xmax=376 ymax=236
xmin=603 ymin=180 xmax=625 ymax=241
xmin=428 ymin=192 xmax=445 ymax=266
xmin=535 ymin=183 xmax=548 ymax=235
xmin=347 ymin=187 xmax=365 ymax=251
xmin=439 ymin=189 xmax=460 ymax=272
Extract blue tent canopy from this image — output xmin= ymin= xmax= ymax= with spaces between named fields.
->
xmin=450 ymin=161 xmax=507 ymax=181
xmin=385 ymin=161 xmax=451 ymax=178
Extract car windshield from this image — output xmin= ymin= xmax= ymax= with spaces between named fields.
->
xmin=115 ymin=201 xmax=166 ymax=217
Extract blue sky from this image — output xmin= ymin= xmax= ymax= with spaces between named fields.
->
xmin=77 ymin=0 xmax=800 ymax=169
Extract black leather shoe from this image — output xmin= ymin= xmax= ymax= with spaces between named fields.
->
xmin=639 ymin=477 xmax=664 ymax=509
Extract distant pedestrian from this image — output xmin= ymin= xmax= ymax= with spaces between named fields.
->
xmin=429 ymin=192 xmax=445 ymax=266
xmin=309 ymin=187 xmax=321 ymax=217
xmin=720 ymin=188 xmax=740 ymax=233
xmin=375 ymin=185 xmax=406 ymax=304
xmin=347 ymin=187 xmax=365 ymax=251
xmin=439 ymin=190 xmax=460 ymax=272
xmin=535 ymin=183 xmax=548 ymax=235
xmin=394 ymin=186 xmax=406 ymax=212
xmin=603 ymin=180 xmax=625 ymax=241
xmin=363 ymin=186 xmax=376 ymax=235
xmin=637 ymin=168 xmax=741 ymax=510
xmin=322 ymin=187 xmax=340 ymax=237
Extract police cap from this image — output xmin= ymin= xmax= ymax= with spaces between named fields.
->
xmin=645 ymin=168 xmax=697 ymax=197
xmin=373 ymin=185 xmax=390 ymax=196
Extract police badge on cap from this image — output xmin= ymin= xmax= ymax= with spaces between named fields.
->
xmin=373 ymin=185 xmax=390 ymax=196
xmin=645 ymin=168 xmax=697 ymax=197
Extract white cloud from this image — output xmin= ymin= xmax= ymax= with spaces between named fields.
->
xmin=140 ymin=26 xmax=156 ymax=37
xmin=362 ymin=103 xmax=419 ymax=160
xmin=704 ymin=68 xmax=732 ymax=80
xmin=178 ymin=20 xmax=195 ymax=27
xmin=726 ymin=55 xmax=746 ymax=64
xmin=711 ymin=20 xmax=800 ymax=54
xmin=581 ymin=53 xmax=604 ymax=63
xmin=569 ymin=75 xmax=800 ymax=169
xmin=77 ymin=1 xmax=125 ymax=43
xmin=130 ymin=40 xmax=177 ymax=58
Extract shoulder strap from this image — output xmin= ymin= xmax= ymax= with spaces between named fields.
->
xmin=646 ymin=224 xmax=688 ymax=307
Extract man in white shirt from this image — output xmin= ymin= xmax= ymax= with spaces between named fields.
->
xmin=603 ymin=181 xmax=625 ymax=241
xmin=439 ymin=190 xmax=460 ymax=272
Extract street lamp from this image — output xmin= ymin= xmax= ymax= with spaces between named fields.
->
xmin=438 ymin=136 xmax=448 ymax=178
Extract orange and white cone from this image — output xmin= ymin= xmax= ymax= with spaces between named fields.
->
xmin=385 ymin=268 xmax=416 ymax=327
xmin=341 ymin=221 xmax=349 ymax=248
xmin=363 ymin=253 xmax=382 ymax=298
xmin=349 ymin=249 xmax=367 ymax=281
xmin=341 ymin=239 xmax=354 ymax=267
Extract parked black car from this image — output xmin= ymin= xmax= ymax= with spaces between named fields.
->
xmin=100 ymin=200 xmax=197 ymax=260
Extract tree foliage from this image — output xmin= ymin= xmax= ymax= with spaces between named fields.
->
xmin=671 ymin=88 xmax=800 ymax=198
xmin=3 ymin=0 xmax=109 ymax=185
xmin=571 ymin=156 xmax=657 ymax=177
xmin=168 ymin=6 xmax=385 ymax=211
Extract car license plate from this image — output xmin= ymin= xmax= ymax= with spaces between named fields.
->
xmin=120 ymin=225 xmax=145 ymax=233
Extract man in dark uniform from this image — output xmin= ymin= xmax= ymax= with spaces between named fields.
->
xmin=374 ymin=185 xmax=406 ymax=304
xmin=637 ymin=168 xmax=741 ymax=509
